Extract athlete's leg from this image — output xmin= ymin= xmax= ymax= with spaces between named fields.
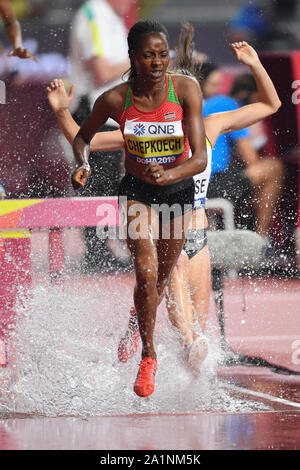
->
xmin=188 ymin=245 xmax=211 ymax=336
xmin=117 ymin=212 xmax=192 ymax=362
xmin=117 ymin=305 xmax=140 ymax=363
xmin=166 ymin=209 xmax=210 ymax=337
xmin=156 ymin=210 xmax=192 ymax=303
xmin=164 ymin=208 xmax=211 ymax=370
xmin=124 ymin=201 xmax=192 ymax=396
xmin=118 ymin=208 xmax=192 ymax=364
xmin=124 ymin=200 xmax=160 ymax=360
xmin=165 ymin=253 xmax=194 ymax=347
xmin=165 ymin=245 xmax=210 ymax=371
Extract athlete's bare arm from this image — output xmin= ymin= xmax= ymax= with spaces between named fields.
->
xmin=204 ymin=42 xmax=281 ymax=147
xmin=49 ymin=43 xmax=280 ymax=179
xmin=47 ymin=79 xmax=124 ymax=152
xmin=0 ymin=0 xmax=38 ymax=61
xmin=72 ymin=85 xmax=125 ymax=188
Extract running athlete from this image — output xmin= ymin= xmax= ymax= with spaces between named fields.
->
xmin=0 ymin=0 xmax=38 ymax=61
xmin=47 ymin=38 xmax=281 ymax=387
xmin=118 ymin=36 xmax=281 ymax=373
xmin=164 ymin=23 xmax=212 ymax=372
xmin=69 ymin=20 xmax=208 ymax=398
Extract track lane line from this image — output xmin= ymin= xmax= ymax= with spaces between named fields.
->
xmin=222 ymin=381 xmax=300 ymax=409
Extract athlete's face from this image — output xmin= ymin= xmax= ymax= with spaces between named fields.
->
xmin=132 ymin=32 xmax=170 ymax=82
xmin=202 ymin=69 xmax=223 ymax=99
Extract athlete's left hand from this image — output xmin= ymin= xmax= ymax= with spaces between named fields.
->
xmin=146 ymin=162 xmax=171 ymax=185
xmin=47 ymin=79 xmax=75 ymax=113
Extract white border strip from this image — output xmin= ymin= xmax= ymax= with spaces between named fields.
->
xmin=223 ymin=382 xmax=300 ymax=409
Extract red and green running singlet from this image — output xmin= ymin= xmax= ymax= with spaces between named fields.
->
xmin=117 ymin=73 xmax=190 ymax=168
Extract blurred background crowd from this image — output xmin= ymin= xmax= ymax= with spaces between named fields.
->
xmin=0 ymin=0 xmax=300 ymax=275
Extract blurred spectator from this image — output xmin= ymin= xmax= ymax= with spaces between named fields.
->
xmin=200 ymin=61 xmax=284 ymax=246
xmin=69 ymin=0 xmax=131 ymax=122
xmin=227 ymin=0 xmax=300 ymax=50
xmin=69 ymin=0 xmax=131 ymax=271
xmin=9 ymin=0 xmax=48 ymax=19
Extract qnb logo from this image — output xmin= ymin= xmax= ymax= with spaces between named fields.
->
xmin=133 ymin=123 xmax=145 ymax=136
xmin=0 ymin=80 xmax=6 ymax=104
xmin=148 ymin=124 xmax=175 ymax=135
xmin=292 ymin=80 xmax=300 ymax=105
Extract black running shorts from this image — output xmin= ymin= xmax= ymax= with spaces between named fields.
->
xmin=118 ymin=173 xmax=195 ymax=221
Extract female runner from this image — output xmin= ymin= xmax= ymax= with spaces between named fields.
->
xmin=66 ymin=20 xmax=208 ymax=398
xmin=116 ymin=35 xmax=281 ymax=372
xmin=47 ymin=37 xmax=281 ymax=387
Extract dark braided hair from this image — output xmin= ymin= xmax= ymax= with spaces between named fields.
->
xmin=127 ymin=20 xmax=169 ymax=81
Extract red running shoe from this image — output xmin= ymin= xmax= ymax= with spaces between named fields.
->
xmin=134 ymin=357 xmax=158 ymax=397
xmin=118 ymin=307 xmax=140 ymax=363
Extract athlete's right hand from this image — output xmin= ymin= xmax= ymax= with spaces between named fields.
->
xmin=146 ymin=162 xmax=172 ymax=185
xmin=71 ymin=165 xmax=91 ymax=190
xmin=230 ymin=42 xmax=260 ymax=68
xmin=8 ymin=47 xmax=39 ymax=62
xmin=46 ymin=79 xmax=75 ymax=113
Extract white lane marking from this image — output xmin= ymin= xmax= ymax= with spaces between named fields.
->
xmin=222 ymin=382 xmax=300 ymax=409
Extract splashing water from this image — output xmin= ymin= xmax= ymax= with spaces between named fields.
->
xmin=0 ymin=275 xmax=272 ymax=417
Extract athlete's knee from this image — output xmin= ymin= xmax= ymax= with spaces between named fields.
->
xmin=175 ymin=251 xmax=189 ymax=273
xmin=271 ymin=157 xmax=284 ymax=181
xmin=265 ymin=157 xmax=284 ymax=181
xmin=135 ymin=258 xmax=158 ymax=291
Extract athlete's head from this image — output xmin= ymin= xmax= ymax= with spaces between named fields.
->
xmin=127 ymin=20 xmax=170 ymax=81
xmin=230 ymin=72 xmax=258 ymax=105
xmin=196 ymin=62 xmax=223 ymax=99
